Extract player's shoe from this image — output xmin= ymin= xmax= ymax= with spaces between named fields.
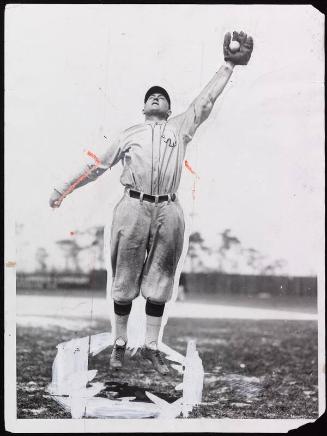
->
xmin=141 ymin=345 xmax=170 ymax=375
xmin=110 ymin=338 xmax=127 ymax=369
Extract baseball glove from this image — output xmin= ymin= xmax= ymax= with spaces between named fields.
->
xmin=223 ymin=31 xmax=254 ymax=65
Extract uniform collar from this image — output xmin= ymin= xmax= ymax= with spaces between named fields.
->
xmin=145 ymin=119 xmax=167 ymax=126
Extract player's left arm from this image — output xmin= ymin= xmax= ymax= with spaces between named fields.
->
xmin=177 ymin=31 xmax=254 ymax=142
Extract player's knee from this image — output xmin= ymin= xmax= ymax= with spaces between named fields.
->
xmin=114 ymin=300 xmax=132 ymax=316
xmin=145 ymin=298 xmax=165 ymax=317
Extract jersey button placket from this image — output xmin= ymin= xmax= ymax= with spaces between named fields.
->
xmin=152 ymin=123 xmax=161 ymax=195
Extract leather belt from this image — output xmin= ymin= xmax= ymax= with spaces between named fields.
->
xmin=128 ymin=189 xmax=176 ymax=203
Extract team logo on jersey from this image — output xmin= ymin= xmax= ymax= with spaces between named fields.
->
xmin=161 ymin=133 xmax=177 ymax=148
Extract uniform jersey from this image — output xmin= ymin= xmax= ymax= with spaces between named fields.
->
xmin=99 ymin=106 xmax=202 ymax=196
xmin=55 ymin=64 xmax=234 ymax=197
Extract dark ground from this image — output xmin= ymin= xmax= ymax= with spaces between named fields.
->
xmin=16 ymin=317 xmax=318 ymax=419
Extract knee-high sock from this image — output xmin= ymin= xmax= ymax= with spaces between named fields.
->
xmin=113 ymin=301 xmax=132 ymax=344
xmin=114 ymin=314 xmax=129 ymax=344
xmin=145 ymin=315 xmax=162 ymax=348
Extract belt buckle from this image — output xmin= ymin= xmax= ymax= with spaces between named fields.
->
xmin=155 ymin=195 xmax=159 ymax=206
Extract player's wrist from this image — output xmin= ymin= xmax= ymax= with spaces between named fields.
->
xmin=224 ymin=61 xmax=235 ymax=71
xmin=53 ymin=188 xmax=66 ymax=199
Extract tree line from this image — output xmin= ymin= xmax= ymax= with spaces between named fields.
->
xmin=31 ymin=225 xmax=287 ymax=276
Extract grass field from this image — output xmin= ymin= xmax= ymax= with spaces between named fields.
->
xmin=16 ymin=317 xmax=318 ymax=419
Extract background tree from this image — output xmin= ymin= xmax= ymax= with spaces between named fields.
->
xmin=56 ymin=239 xmax=82 ymax=272
xmin=187 ymin=231 xmax=210 ymax=272
xmin=217 ymin=229 xmax=241 ymax=272
xmin=242 ymin=247 xmax=266 ymax=274
xmin=88 ymin=226 xmax=105 ymax=269
xmin=35 ymin=247 xmax=49 ymax=272
xmin=261 ymin=258 xmax=288 ymax=275
xmin=73 ymin=226 xmax=105 ymax=270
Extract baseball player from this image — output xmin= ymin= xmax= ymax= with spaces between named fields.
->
xmin=49 ymin=31 xmax=253 ymax=375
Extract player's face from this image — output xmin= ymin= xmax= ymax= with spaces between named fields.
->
xmin=143 ymin=93 xmax=171 ymax=119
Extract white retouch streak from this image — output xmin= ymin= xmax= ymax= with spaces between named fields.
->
xmin=48 ymin=331 xmax=204 ymax=419
xmin=181 ymin=340 xmax=205 ymax=417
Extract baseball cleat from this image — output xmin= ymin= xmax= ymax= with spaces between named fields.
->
xmin=110 ymin=338 xmax=127 ymax=369
xmin=141 ymin=346 xmax=170 ymax=375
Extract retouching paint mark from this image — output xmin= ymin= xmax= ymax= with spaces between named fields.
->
xmin=184 ymin=160 xmax=200 ymax=200
xmin=48 ymin=331 xmax=204 ymax=419
xmin=54 ymin=150 xmax=102 ymax=207
xmin=181 ymin=339 xmax=204 ymax=417
xmin=184 ymin=160 xmax=199 ymax=178
xmin=5 ymin=261 xmax=16 ymax=268
xmin=86 ymin=150 xmax=101 ymax=166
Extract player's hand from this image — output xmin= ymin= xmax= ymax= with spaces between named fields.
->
xmin=49 ymin=189 xmax=64 ymax=208
xmin=223 ymin=31 xmax=254 ymax=66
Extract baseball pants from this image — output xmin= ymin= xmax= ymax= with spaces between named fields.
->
xmin=110 ymin=191 xmax=185 ymax=303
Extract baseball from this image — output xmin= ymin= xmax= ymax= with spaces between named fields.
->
xmin=229 ymin=40 xmax=241 ymax=53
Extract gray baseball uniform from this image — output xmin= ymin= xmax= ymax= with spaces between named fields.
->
xmin=55 ymin=64 xmax=234 ymax=303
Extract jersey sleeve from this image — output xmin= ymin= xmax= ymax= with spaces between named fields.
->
xmin=55 ymin=135 xmax=123 ymax=196
xmin=97 ymin=134 xmax=124 ymax=170
xmin=172 ymin=103 xmax=205 ymax=146
xmin=172 ymin=64 xmax=234 ymax=146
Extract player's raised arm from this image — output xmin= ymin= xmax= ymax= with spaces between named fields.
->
xmin=177 ymin=31 xmax=253 ymax=142
xmin=49 ymin=136 xmax=123 ymax=208
xmin=193 ymin=31 xmax=253 ymax=120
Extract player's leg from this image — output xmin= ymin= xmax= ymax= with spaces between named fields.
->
xmin=140 ymin=199 xmax=185 ymax=374
xmin=109 ymin=194 xmax=151 ymax=368
xmin=140 ymin=298 xmax=169 ymax=374
xmin=142 ymin=199 xmax=185 ymax=303
xmin=144 ymin=298 xmax=165 ymax=348
xmin=109 ymin=301 xmax=132 ymax=369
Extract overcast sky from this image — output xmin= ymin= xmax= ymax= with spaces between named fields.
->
xmin=5 ymin=4 xmax=324 ymax=275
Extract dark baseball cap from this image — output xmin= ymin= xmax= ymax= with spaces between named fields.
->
xmin=144 ymin=86 xmax=171 ymax=108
